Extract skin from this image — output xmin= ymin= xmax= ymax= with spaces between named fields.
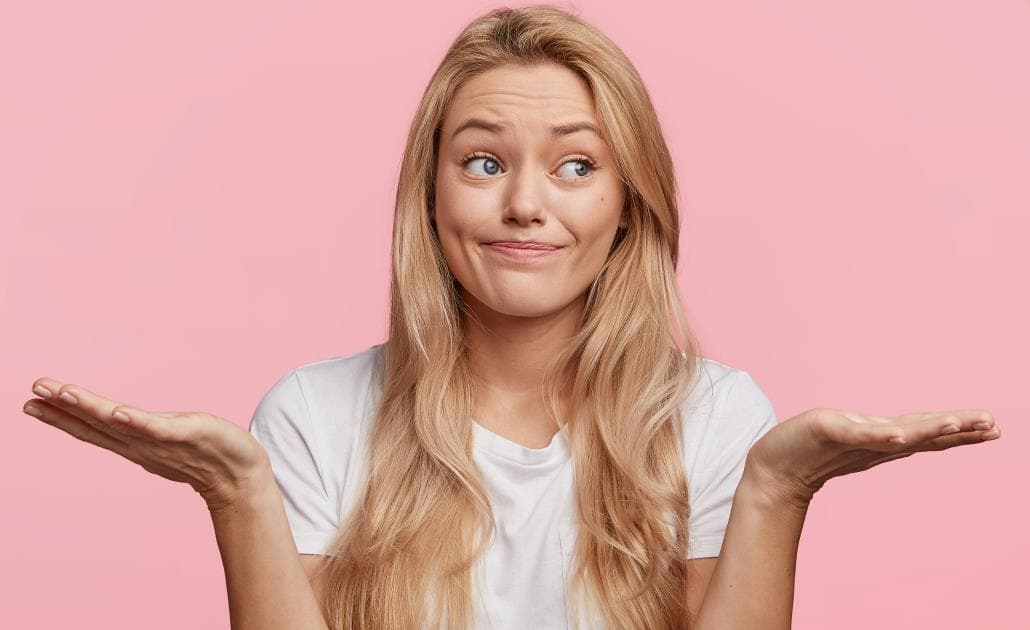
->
xmin=433 ymin=61 xmax=626 ymax=448
xmin=747 ymin=406 xmax=1002 ymax=506
xmin=20 ymin=61 xmax=1001 ymax=626
xmin=693 ymin=406 xmax=1000 ymax=628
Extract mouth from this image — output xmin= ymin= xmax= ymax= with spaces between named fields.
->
xmin=482 ymin=241 xmax=566 ymax=262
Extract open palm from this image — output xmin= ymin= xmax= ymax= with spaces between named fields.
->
xmin=745 ymin=407 xmax=1000 ymax=506
xmin=21 ymin=377 xmax=270 ymax=510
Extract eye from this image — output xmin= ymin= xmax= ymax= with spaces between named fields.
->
xmin=459 ymin=153 xmax=599 ymax=180
xmin=556 ymin=157 xmax=598 ymax=180
xmin=461 ymin=153 xmax=503 ymax=177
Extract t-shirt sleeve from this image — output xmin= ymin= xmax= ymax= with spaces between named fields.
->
xmin=686 ymin=370 xmax=779 ymax=559
xmin=248 ymin=368 xmax=339 ymax=555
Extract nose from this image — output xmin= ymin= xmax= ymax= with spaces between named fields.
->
xmin=502 ymin=165 xmax=547 ymax=227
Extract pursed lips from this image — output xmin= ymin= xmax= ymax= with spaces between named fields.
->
xmin=482 ymin=240 xmax=566 ymax=261
xmin=484 ymin=240 xmax=562 ymax=250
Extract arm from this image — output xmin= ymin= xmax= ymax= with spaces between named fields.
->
xmin=19 ymin=377 xmax=333 ymax=629
xmin=692 ymin=463 xmax=808 ymax=629
xmin=210 ymin=460 xmax=330 ymax=630
xmin=685 ymin=557 xmax=718 ymax=618
xmin=691 ymin=405 xmax=998 ymax=628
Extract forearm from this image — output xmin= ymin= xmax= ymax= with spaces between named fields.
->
xmin=693 ymin=464 xmax=809 ymax=629
xmin=209 ymin=461 xmax=329 ymax=630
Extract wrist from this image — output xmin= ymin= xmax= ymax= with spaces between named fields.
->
xmin=204 ymin=461 xmax=277 ymax=515
xmin=740 ymin=460 xmax=815 ymax=515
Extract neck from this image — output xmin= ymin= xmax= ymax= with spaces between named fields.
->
xmin=461 ymin=290 xmax=585 ymax=424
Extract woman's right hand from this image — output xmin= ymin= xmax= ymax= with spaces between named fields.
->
xmin=21 ymin=377 xmax=271 ymax=511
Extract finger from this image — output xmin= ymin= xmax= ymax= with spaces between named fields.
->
xmin=32 ymin=378 xmax=165 ymax=442
xmin=23 ymin=399 xmax=134 ymax=456
xmin=834 ymin=419 xmax=910 ymax=450
xmin=893 ymin=409 xmax=996 ymax=430
xmin=893 ymin=410 xmax=998 ymax=445
xmin=33 ymin=377 xmax=123 ymax=420
xmin=940 ymin=409 xmax=997 ymax=433
xmin=913 ymin=425 xmax=1001 ymax=451
xmin=836 ymin=422 xmax=1000 ymax=476
xmin=29 ymin=381 xmax=138 ymax=444
xmin=101 ymin=403 xmax=189 ymax=443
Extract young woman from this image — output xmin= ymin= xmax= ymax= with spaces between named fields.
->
xmin=21 ymin=6 xmax=1000 ymax=629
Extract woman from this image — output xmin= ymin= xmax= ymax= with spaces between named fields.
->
xmin=21 ymin=5 xmax=1000 ymax=629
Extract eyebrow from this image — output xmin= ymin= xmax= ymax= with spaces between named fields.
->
xmin=449 ymin=117 xmax=602 ymax=141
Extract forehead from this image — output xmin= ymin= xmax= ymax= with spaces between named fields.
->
xmin=442 ymin=63 xmax=598 ymax=136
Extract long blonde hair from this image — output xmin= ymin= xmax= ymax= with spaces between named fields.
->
xmin=317 ymin=5 xmax=703 ymax=628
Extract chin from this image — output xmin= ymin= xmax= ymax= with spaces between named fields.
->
xmin=491 ymin=302 xmax=561 ymax=318
xmin=458 ymin=279 xmax=586 ymax=319
xmin=475 ymin=291 xmax=579 ymax=319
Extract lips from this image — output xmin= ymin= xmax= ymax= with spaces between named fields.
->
xmin=484 ymin=240 xmax=562 ymax=250
xmin=482 ymin=241 xmax=565 ymax=262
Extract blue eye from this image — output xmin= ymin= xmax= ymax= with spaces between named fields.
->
xmin=557 ymin=158 xmax=596 ymax=179
xmin=460 ymin=153 xmax=598 ymax=179
xmin=463 ymin=155 xmax=502 ymax=176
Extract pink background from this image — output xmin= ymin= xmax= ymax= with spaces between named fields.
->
xmin=2 ymin=1 xmax=1027 ymax=627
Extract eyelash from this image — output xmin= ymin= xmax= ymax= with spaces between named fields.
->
xmin=460 ymin=152 xmax=599 ymax=179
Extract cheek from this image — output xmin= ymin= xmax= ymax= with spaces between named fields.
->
xmin=434 ymin=171 xmax=495 ymax=229
xmin=435 ymin=214 xmax=473 ymax=271
xmin=433 ymin=189 xmax=488 ymax=280
xmin=568 ymin=191 xmax=623 ymax=249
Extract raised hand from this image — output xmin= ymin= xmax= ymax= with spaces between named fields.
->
xmin=744 ymin=407 xmax=1000 ymax=508
xmin=21 ymin=378 xmax=271 ymax=511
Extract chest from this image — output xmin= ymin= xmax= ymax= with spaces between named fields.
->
xmin=469 ymin=449 xmax=603 ymax=629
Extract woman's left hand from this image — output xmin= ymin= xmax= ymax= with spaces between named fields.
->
xmin=744 ymin=407 xmax=1000 ymax=508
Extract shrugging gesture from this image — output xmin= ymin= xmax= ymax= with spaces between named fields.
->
xmin=692 ymin=406 xmax=1001 ymax=629
xmin=744 ymin=407 xmax=1001 ymax=508
xmin=21 ymin=377 xmax=270 ymax=511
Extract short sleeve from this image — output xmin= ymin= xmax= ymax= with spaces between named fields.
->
xmin=686 ymin=370 xmax=779 ymax=559
xmin=248 ymin=369 xmax=340 ymax=554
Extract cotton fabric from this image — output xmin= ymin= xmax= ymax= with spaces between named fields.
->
xmin=248 ymin=343 xmax=779 ymax=629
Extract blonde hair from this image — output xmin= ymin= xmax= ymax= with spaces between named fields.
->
xmin=316 ymin=5 xmax=703 ymax=628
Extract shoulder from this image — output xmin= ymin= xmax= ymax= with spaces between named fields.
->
xmin=679 ymin=356 xmax=779 ymax=472
xmin=250 ymin=343 xmax=384 ymax=437
xmin=682 ymin=356 xmax=768 ymax=416
xmin=289 ymin=343 xmax=384 ymax=406
xmin=246 ymin=347 xmax=385 ymax=555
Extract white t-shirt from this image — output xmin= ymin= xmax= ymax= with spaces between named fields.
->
xmin=248 ymin=343 xmax=779 ymax=629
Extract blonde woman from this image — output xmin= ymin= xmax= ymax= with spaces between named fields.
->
xmin=21 ymin=5 xmax=1000 ymax=629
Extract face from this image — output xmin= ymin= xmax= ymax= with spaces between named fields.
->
xmin=433 ymin=62 xmax=627 ymax=320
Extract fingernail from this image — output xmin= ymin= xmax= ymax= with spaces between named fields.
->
xmin=59 ymin=392 xmax=78 ymax=405
xmin=982 ymin=429 xmax=1000 ymax=440
xmin=33 ymin=385 xmax=52 ymax=399
xmin=112 ymin=411 xmax=131 ymax=423
xmin=24 ymin=404 xmax=42 ymax=417
xmin=940 ymin=425 xmax=960 ymax=435
xmin=972 ymin=421 xmax=992 ymax=430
